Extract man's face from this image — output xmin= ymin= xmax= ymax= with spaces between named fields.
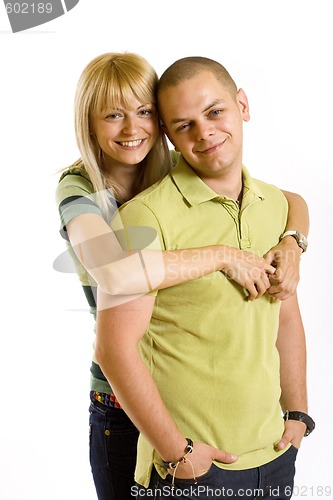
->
xmin=159 ymin=70 xmax=250 ymax=181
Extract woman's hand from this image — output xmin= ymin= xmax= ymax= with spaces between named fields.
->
xmin=221 ymin=247 xmax=275 ymax=301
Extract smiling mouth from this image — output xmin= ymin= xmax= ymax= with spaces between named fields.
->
xmin=117 ymin=139 xmax=144 ymax=148
xmin=199 ymin=138 xmax=227 ymax=154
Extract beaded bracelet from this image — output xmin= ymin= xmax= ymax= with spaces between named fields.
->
xmin=161 ymin=438 xmax=197 ymax=489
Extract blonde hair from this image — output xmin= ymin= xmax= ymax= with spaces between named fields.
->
xmin=73 ymin=52 xmax=171 ymax=218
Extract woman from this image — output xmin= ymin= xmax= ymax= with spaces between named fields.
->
xmin=55 ymin=52 xmax=309 ymax=500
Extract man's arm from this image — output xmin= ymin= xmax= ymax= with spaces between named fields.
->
xmin=95 ymin=292 xmax=184 ymax=454
xmin=275 ymin=293 xmax=308 ymax=450
xmin=95 ymin=290 xmax=237 ymax=478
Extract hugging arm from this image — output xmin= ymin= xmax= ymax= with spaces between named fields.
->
xmin=265 ymin=190 xmax=309 ymax=300
xmin=65 ymin=190 xmax=308 ymax=301
xmin=67 ymin=211 xmax=275 ymax=300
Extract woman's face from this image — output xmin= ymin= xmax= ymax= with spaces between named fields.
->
xmin=92 ymin=94 xmax=159 ymax=168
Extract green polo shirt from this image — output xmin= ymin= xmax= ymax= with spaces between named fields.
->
xmin=112 ymin=157 xmax=289 ymax=487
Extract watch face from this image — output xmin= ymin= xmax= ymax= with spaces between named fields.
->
xmin=299 ymin=237 xmax=308 ymax=251
xmin=280 ymin=231 xmax=308 ymax=252
xmin=296 ymin=231 xmax=308 ymax=252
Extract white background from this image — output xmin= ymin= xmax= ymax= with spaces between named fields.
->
xmin=1 ymin=1 xmax=332 ymax=498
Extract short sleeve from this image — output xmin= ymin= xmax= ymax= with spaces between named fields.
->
xmin=56 ymin=170 xmax=102 ymax=241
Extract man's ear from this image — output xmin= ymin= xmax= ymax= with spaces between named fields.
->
xmin=237 ymin=88 xmax=250 ymax=122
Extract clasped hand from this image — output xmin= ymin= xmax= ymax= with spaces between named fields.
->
xmin=222 ymin=243 xmax=301 ymax=301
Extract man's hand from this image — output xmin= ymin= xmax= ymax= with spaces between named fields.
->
xmin=167 ymin=442 xmax=238 ymax=480
xmin=275 ymin=419 xmax=306 ymax=451
xmin=264 ymin=237 xmax=302 ymax=300
xmin=221 ymin=248 xmax=275 ymax=301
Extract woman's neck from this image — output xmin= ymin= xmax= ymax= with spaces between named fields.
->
xmin=102 ymin=157 xmax=141 ymax=202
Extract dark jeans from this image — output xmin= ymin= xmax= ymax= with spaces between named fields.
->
xmin=89 ymin=392 xmax=139 ymax=500
xmin=135 ymin=445 xmax=298 ymax=499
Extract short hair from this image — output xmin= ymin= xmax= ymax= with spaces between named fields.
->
xmin=158 ymin=56 xmax=237 ymax=98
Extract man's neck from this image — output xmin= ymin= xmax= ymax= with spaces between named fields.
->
xmin=200 ymin=170 xmax=243 ymax=202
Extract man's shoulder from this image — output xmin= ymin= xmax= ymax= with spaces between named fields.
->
xmin=251 ymin=176 xmax=286 ymax=201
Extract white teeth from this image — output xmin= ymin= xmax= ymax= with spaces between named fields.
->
xmin=119 ymin=140 xmax=143 ymax=147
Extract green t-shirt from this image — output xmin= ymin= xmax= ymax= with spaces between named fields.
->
xmin=112 ymin=157 xmax=289 ymax=487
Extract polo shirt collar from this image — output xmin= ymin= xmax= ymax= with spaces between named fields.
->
xmin=171 ymin=156 xmax=264 ymax=207
xmin=242 ymin=166 xmax=265 ymax=205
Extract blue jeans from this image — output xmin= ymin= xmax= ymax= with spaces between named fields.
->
xmin=89 ymin=392 xmax=139 ymax=500
xmin=135 ymin=446 xmax=298 ymax=499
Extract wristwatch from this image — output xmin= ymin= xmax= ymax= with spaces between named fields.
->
xmin=280 ymin=230 xmax=308 ymax=252
xmin=283 ymin=411 xmax=315 ymax=436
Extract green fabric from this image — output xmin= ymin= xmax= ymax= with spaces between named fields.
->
xmin=112 ymin=157 xmax=289 ymax=487
xmin=56 ymin=166 xmax=102 ymax=241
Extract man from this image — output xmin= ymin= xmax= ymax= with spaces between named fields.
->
xmin=95 ymin=57 xmax=314 ymax=499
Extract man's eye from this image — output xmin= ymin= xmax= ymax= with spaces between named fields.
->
xmin=176 ymin=123 xmax=189 ymax=132
xmin=210 ymin=109 xmax=223 ymax=117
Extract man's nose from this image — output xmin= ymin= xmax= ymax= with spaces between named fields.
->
xmin=195 ymin=121 xmax=214 ymax=141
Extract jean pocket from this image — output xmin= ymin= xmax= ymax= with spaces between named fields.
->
xmin=289 ymin=444 xmax=299 ymax=454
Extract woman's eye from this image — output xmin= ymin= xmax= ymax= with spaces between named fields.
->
xmin=105 ymin=113 xmax=122 ymax=119
xmin=139 ymin=109 xmax=153 ymax=116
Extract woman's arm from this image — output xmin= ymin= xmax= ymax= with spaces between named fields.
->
xmin=265 ymin=190 xmax=309 ymax=300
xmin=281 ymin=190 xmax=310 ymax=236
xmin=67 ymin=213 xmax=276 ymax=301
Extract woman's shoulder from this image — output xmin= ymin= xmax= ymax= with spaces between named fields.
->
xmin=58 ymin=160 xmax=91 ymax=185
xmin=56 ymin=160 xmax=95 ymax=205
